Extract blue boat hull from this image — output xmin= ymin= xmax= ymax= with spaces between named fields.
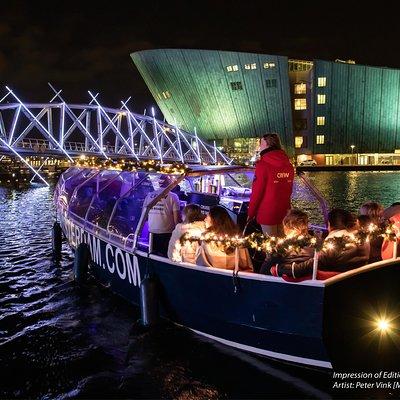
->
xmin=61 ymin=214 xmax=331 ymax=368
xmin=61 ymin=214 xmax=400 ymax=370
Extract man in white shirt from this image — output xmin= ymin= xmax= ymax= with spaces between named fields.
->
xmin=142 ymin=175 xmax=181 ymax=256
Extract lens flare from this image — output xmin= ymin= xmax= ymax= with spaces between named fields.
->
xmin=376 ymin=318 xmax=391 ymax=333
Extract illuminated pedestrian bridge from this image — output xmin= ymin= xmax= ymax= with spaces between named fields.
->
xmin=0 ymin=85 xmax=231 ymax=185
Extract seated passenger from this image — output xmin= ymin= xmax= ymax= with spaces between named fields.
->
xmin=142 ymin=175 xmax=181 ymax=257
xmin=359 ymin=201 xmax=384 ymax=225
xmin=358 ymin=201 xmax=384 ymax=263
xmin=259 ymin=209 xmax=314 ymax=275
xmin=381 ymin=202 xmax=400 ymax=259
xmin=196 ymin=206 xmax=253 ymax=272
xmin=275 ymin=208 xmax=369 ymax=278
xmin=168 ymin=204 xmax=206 ymax=263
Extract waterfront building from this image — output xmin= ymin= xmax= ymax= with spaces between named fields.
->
xmin=131 ymin=49 xmax=400 ymax=165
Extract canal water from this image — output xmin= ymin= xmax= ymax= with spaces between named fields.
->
xmin=1 ymin=171 xmax=400 ymax=399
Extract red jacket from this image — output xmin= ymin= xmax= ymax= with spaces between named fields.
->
xmin=248 ymin=149 xmax=294 ymax=225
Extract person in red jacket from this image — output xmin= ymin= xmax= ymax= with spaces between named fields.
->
xmin=248 ymin=133 xmax=294 ymax=236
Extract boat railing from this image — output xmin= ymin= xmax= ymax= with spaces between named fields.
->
xmin=123 ymin=233 xmax=136 ymax=251
xmin=65 ymin=208 xmax=134 ymax=250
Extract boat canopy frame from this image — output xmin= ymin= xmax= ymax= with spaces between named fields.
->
xmin=56 ymin=165 xmax=330 ymax=252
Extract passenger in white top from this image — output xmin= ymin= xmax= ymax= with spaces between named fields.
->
xmin=142 ymin=175 xmax=181 ymax=256
xmin=168 ymin=204 xmax=206 ymax=263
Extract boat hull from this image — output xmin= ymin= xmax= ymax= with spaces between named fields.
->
xmin=60 ymin=213 xmax=331 ymax=368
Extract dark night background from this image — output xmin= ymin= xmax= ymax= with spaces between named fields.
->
xmin=1 ymin=1 xmax=398 ymax=114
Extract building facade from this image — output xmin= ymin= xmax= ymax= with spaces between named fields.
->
xmin=131 ymin=49 xmax=294 ymax=160
xmin=132 ymin=49 xmax=400 ymax=164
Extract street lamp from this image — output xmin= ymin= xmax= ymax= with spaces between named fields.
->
xmin=350 ymin=145 xmax=355 ymax=164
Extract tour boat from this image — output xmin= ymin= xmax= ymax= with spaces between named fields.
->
xmin=54 ymin=163 xmax=400 ymax=370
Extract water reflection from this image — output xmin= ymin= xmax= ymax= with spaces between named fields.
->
xmin=306 ymin=171 xmax=400 ymax=212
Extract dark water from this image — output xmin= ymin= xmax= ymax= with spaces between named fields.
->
xmin=1 ymin=172 xmax=400 ymax=399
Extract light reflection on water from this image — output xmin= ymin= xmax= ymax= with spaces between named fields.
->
xmin=307 ymin=171 xmax=400 ymax=210
xmin=291 ymin=171 xmax=400 ymax=226
xmin=0 ymin=171 xmax=399 ymax=398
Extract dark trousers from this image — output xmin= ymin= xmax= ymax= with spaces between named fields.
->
xmin=151 ymin=232 xmax=172 ymax=257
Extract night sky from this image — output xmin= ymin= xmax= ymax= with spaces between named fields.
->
xmin=1 ymin=1 xmax=399 ymax=115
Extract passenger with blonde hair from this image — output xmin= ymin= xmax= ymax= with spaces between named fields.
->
xmin=260 ymin=209 xmax=314 ymax=275
xmin=169 ymin=204 xmax=206 ymax=263
xmin=196 ymin=206 xmax=253 ymax=272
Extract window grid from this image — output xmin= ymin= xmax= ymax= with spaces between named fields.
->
xmin=266 ymin=79 xmax=277 ymax=88
xmin=226 ymin=65 xmax=239 ymax=72
xmin=294 ymin=98 xmax=307 ymax=110
xmin=316 ymin=135 xmax=325 ymax=144
xmin=295 ymin=136 xmax=304 ymax=148
xmin=317 ymin=94 xmax=326 ymax=104
xmin=263 ymin=62 xmax=276 ymax=69
xmin=317 ymin=116 xmax=325 ymax=126
xmin=294 ymin=83 xmax=307 ymax=94
xmin=318 ymin=77 xmax=327 ymax=87
xmin=230 ymin=81 xmax=243 ymax=91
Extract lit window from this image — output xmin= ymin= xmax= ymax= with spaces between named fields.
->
xmin=251 ymin=63 xmax=257 ymax=70
xmin=244 ymin=64 xmax=251 ymax=70
xmin=317 ymin=116 xmax=325 ymax=125
xmin=294 ymin=98 xmax=307 ymax=110
xmin=162 ymin=91 xmax=171 ymax=99
xmin=157 ymin=93 xmax=162 ymax=100
xmin=227 ymin=65 xmax=239 ymax=72
xmin=317 ymin=94 xmax=326 ymax=104
xmin=318 ymin=77 xmax=327 ymax=87
xmin=263 ymin=62 xmax=276 ymax=69
xmin=265 ymin=79 xmax=277 ymax=88
xmin=316 ymin=135 xmax=325 ymax=144
xmin=230 ymin=81 xmax=243 ymax=91
xmin=295 ymin=136 xmax=304 ymax=148
xmin=294 ymin=83 xmax=307 ymax=94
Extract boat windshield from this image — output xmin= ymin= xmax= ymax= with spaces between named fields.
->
xmin=55 ymin=168 xmax=183 ymax=245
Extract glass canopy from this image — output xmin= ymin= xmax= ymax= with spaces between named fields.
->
xmin=55 ymin=166 xmax=328 ymax=248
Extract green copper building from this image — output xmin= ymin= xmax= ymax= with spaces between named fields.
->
xmin=132 ymin=49 xmax=400 ymax=165
xmin=131 ymin=49 xmax=294 ymax=160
